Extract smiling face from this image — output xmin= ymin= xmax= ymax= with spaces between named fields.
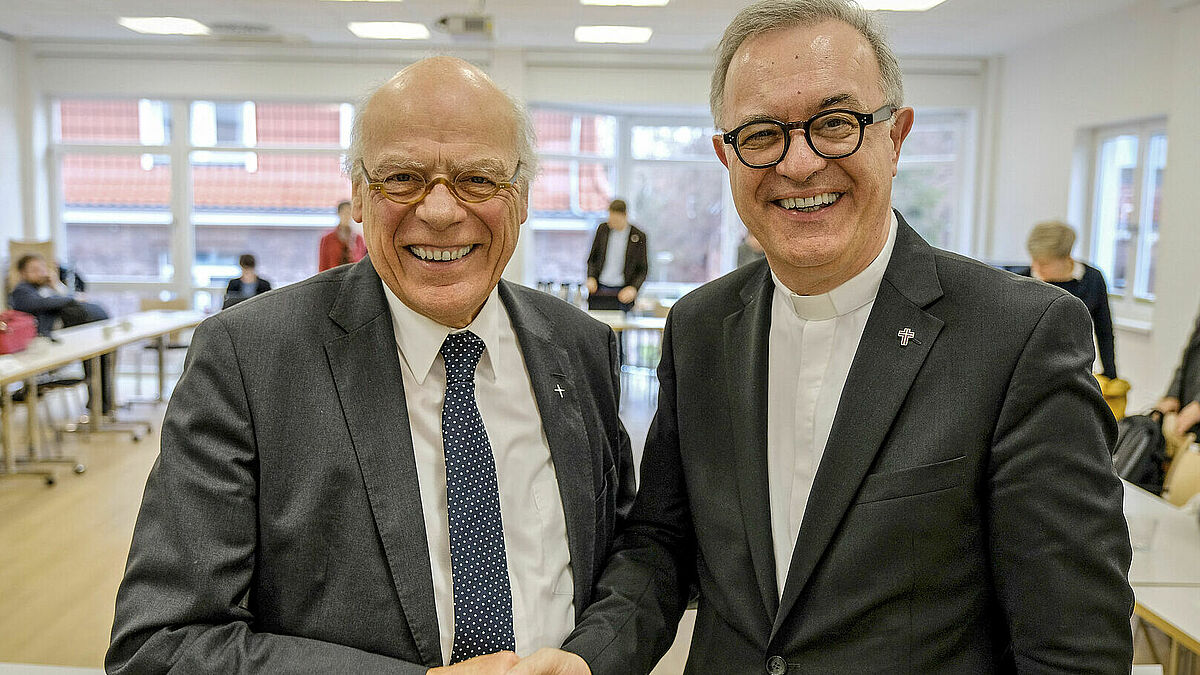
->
xmin=352 ymin=58 xmax=529 ymax=328
xmin=713 ymin=20 xmax=913 ymax=295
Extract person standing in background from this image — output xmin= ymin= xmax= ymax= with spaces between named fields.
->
xmin=585 ymin=199 xmax=648 ymax=312
xmin=1025 ymin=220 xmax=1118 ymax=380
xmin=737 ymin=231 xmax=766 ymax=268
xmin=318 ymin=200 xmax=367 ymax=271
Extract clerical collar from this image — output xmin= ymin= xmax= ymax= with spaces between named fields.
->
xmin=771 ymin=210 xmax=899 ymax=321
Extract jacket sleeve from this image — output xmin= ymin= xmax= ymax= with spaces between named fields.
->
xmin=318 ymin=233 xmax=337 ymax=272
xmin=987 ymin=294 xmax=1133 ymax=673
xmin=562 ymin=312 xmax=694 ymax=674
xmin=1089 ymin=268 xmax=1118 ymax=379
xmin=8 ymin=283 xmax=77 ymax=314
xmin=106 ymin=317 xmax=432 ymax=675
xmin=1166 ymin=312 xmax=1200 ymax=402
xmin=586 ymin=225 xmax=607 ymax=281
xmin=628 ymin=228 xmax=649 ymax=290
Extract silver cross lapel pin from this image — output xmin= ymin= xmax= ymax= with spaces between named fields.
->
xmin=553 ymin=384 xmax=566 ymax=398
xmin=897 ymin=327 xmax=921 ymax=347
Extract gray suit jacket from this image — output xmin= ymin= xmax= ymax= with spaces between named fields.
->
xmin=108 ymin=259 xmax=635 ymax=673
xmin=564 ymin=215 xmax=1133 ymax=674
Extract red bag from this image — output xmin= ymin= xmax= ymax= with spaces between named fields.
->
xmin=0 ymin=309 xmax=37 ymax=354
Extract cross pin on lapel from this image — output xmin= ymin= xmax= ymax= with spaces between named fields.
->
xmin=897 ymin=327 xmax=919 ymax=347
xmin=553 ymin=384 xmax=566 ymax=398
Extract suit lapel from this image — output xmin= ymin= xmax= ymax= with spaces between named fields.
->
xmin=772 ymin=218 xmax=946 ymax=638
xmin=499 ymin=282 xmax=597 ymax=607
xmin=325 ymin=259 xmax=441 ymax=666
xmin=724 ymin=262 xmax=780 ymax=625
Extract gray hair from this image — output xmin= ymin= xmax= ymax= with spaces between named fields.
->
xmin=1026 ymin=220 xmax=1077 ymax=260
xmin=710 ymin=0 xmax=904 ymax=127
xmin=342 ymin=72 xmax=538 ymax=191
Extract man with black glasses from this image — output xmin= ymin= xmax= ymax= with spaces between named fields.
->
xmin=109 ymin=56 xmax=635 ymax=674
xmin=515 ymin=1 xmax=1132 ymax=673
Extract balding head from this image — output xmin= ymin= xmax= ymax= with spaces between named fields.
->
xmin=345 ymin=57 xmax=536 ymax=188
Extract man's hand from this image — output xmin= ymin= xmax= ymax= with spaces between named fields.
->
xmin=617 ymin=286 xmax=637 ymax=305
xmin=1175 ymin=400 xmax=1200 ymax=437
xmin=1157 ymin=396 xmax=1181 ymax=414
xmin=507 ymin=648 xmax=591 ymax=675
xmin=585 ymin=278 xmax=599 ymax=294
xmin=428 ymin=651 xmax=520 ymax=674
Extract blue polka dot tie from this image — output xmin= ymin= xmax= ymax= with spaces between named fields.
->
xmin=440 ymin=331 xmax=516 ymax=663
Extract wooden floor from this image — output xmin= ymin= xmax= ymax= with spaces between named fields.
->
xmin=0 ymin=370 xmax=671 ymax=670
xmin=0 ymin=400 xmax=165 ymax=668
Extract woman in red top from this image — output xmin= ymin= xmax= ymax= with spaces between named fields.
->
xmin=318 ymin=200 xmax=367 ymax=271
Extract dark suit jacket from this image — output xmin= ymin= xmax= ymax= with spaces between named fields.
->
xmin=1167 ymin=309 xmax=1200 ymax=433
xmin=587 ymin=223 xmax=649 ymax=290
xmin=565 ymin=215 xmax=1133 ymax=674
xmin=108 ymin=259 xmax=636 ymax=673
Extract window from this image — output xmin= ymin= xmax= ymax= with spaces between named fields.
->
xmin=53 ymin=98 xmax=354 ymax=310
xmin=1089 ymin=121 xmax=1166 ymax=301
xmin=527 ymin=106 xmax=728 ymax=297
xmin=892 ymin=109 xmax=972 ymax=252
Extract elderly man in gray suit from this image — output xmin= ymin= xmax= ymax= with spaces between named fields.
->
xmin=107 ymin=56 xmax=635 ymax=674
xmin=517 ymin=1 xmax=1133 ymax=673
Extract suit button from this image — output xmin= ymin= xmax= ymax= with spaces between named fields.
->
xmin=765 ymin=655 xmax=787 ymax=675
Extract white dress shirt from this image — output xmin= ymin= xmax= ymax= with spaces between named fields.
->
xmin=766 ymin=212 xmax=898 ymax=597
xmin=598 ymin=225 xmax=630 ymax=287
xmin=382 ymin=284 xmax=575 ymax=663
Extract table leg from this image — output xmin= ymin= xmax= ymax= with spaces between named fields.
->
xmin=2 ymin=385 xmax=14 ymax=474
xmin=89 ymin=354 xmax=103 ymax=432
xmin=157 ymin=336 xmax=167 ymax=401
xmin=26 ymin=377 xmax=41 ymax=459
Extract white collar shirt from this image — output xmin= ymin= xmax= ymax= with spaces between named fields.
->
xmin=382 ymin=283 xmax=575 ymax=663
xmin=766 ymin=211 xmax=898 ymax=597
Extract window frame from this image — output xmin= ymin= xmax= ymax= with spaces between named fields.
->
xmin=49 ymin=96 xmax=354 ymax=311
xmin=1082 ymin=118 xmax=1166 ymax=327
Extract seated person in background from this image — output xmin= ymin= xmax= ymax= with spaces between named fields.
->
xmin=585 ymin=199 xmax=648 ymax=312
xmin=1157 ymin=306 xmax=1200 ymax=436
xmin=318 ymin=200 xmax=367 ymax=272
xmin=9 ymin=253 xmax=115 ymax=414
xmin=1024 ymin=220 xmax=1118 ymax=380
xmin=222 ymin=254 xmax=272 ymax=309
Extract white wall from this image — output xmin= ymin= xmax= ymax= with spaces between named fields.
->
xmin=989 ymin=0 xmax=1195 ymax=411
xmin=0 ymin=36 xmax=22 ymax=248
xmin=989 ymin=0 xmax=1174 ymax=263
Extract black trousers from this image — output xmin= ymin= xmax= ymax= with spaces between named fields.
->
xmin=587 ymin=284 xmax=633 ymax=312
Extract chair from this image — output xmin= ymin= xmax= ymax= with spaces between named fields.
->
xmin=134 ymin=296 xmax=191 ymax=400
xmin=1163 ymin=438 xmax=1200 ymax=507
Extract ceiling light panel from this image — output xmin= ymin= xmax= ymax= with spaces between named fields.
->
xmin=574 ymin=25 xmax=653 ymax=43
xmin=348 ymin=21 xmax=430 ymax=39
xmin=118 ymin=17 xmax=211 ymax=35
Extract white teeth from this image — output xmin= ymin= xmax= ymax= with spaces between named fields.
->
xmin=410 ymin=245 xmax=473 ymax=262
xmin=779 ymin=193 xmax=840 ymax=211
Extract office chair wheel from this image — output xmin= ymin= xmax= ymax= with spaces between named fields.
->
xmin=45 ymin=476 xmax=56 ymax=486
xmin=73 ymin=464 xmax=86 ymax=474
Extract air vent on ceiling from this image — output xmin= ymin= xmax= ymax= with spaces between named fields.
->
xmin=208 ymin=22 xmax=290 ymax=42
xmin=434 ymin=14 xmax=494 ymax=41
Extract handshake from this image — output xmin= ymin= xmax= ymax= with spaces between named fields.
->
xmin=429 ymin=648 xmax=590 ymax=675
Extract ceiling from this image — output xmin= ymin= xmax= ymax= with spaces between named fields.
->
xmin=0 ymin=0 xmax=1143 ymax=58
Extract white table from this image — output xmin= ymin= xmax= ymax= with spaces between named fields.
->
xmin=1125 ymin=481 xmax=1200 ymax=674
xmin=0 ymin=310 xmax=207 ymax=481
xmin=1125 ymin=481 xmax=1200 ymax=587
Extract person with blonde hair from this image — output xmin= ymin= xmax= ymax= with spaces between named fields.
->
xmin=1025 ymin=219 xmax=1118 ymax=380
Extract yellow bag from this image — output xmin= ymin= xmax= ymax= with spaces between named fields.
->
xmin=1094 ymin=374 xmax=1131 ymax=420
